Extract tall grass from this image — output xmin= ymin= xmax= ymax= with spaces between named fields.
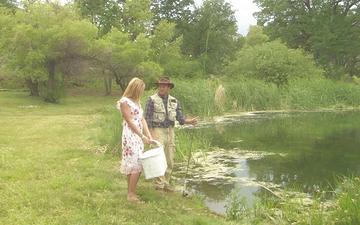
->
xmin=286 ymin=78 xmax=360 ymax=109
xmin=171 ymin=78 xmax=219 ymax=116
xmin=91 ymin=105 xmax=122 ymax=154
xmin=171 ymin=78 xmax=360 ymax=117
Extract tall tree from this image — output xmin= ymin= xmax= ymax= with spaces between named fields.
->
xmin=95 ymin=29 xmax=162 ymax=90
xmin=123 ymin=0 xmax=153 ymax=40
xmin=0 ymin=0 xmax=17 ymax=9
xmin=1 ymin=3 xmax=97 ymax=101
xmin=75 ymin=0 xmax=125 ymax=95
xmin=151 ymin=0 xmax=194 ymax=24
xmin=182 ymin=0 xmax=241 ymax=74
xmin=151 ymin=0 xmax=195 ymax=36
xmin=74 ymin=0 xmax=123 ymax=37
xmin=254 ymin=0 xmax=360 ymax=78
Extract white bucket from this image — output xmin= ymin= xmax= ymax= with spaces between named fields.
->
xmin=140 ymin=145 xmax=167 ymax=180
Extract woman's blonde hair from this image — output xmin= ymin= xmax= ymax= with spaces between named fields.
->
xmin=122 ymin=77 xmax=145 ymax=102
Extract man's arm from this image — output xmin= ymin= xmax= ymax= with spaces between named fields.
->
xmin=144 ymin=97 xmax=154 ymax=129
xmin=176 ymin=100 xmax=198 ymax=126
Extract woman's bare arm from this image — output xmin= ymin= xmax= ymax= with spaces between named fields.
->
xmin=120 ymin=102 xmax=149 ymax=143
xmin=142 ymin=117 xmax=152 ymax=140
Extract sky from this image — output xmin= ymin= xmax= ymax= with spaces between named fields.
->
xmin=195 ymin=0 xmax=259 ymax=35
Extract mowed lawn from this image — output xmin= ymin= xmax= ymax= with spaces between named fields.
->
xmin=0 ymin=91 xmax=229 ymax=225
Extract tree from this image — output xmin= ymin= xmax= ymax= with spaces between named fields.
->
xmin=254 ymin=0 xmax=360 ymax=78
xmin=0 ymin=0 xmax=17 ymax=9
xmin=1 ymin=3 xmax=97 ymax=101
xmin=74 ymin=0 xmax=123 ymax=37
xmin=95 ymin=29 xmax=162 ymax=90
xmin=123 ymin=0 xmax=153 ymax=40
xmin=150 ymin=20 xmax=198 ymax=76
xmin=151 ymin=0 xmax=195 ymax=25
xmin=151 ymin=0 xmax=195 ymax=38
xmin=75 ymin=0 xmax=125 ymax=95
xmin=245 ymin=25 xmax=268 ymax=47
xmin=182 ymin=0 xmax=241 ymax=74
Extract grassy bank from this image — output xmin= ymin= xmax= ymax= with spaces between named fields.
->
xmin=0 ymin=92 xmax=229 ymax=225
xmin=225 ymin=176 xmax=360 ymax=224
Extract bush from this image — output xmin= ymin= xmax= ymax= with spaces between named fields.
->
xmin=226 ymin=41 xmax=324 ymax=87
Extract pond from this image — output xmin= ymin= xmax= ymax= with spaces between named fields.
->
xmin=173 ymin=110 xmax=360 ymax=214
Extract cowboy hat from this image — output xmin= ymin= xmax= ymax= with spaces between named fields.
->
xmin=154 ymin=76 xmax=175 ymax=89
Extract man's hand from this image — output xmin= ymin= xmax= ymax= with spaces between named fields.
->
xmin=186 ymin=117 xmax=198 ymax=126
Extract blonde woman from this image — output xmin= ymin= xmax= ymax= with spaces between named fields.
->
xmin=116 ymin=77 xmax=156 ymax=203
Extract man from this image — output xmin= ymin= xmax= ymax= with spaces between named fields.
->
xmin=145 ymin=76 xmax=197 ymax=192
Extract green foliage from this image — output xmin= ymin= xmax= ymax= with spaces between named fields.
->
xmin=136 ymin=61 xmax=164 ymax=88
xmin=225 ymin=78 xmax=282 ymax=111
xmin=95 ymin=29 xmax=160 ymax=90
xmin=225 ymin=191 xmax=248 ymax=221
xmin=182 ymin=0 xmax=241 ymax=74
xmin=1 ymin=3 xmax=97 ymax=101
xmin=254 ymin=0 xmax=360 ymax=78
xmin=0 ymin=0 xmax=17 ymax=9
xmin=74 ymin=0 xmax=122 ymax=36
xmin=151 ymin=0 xmax=194 ymax=25
xmin=150 ymin=20 xmax=202 ymax=77
xmin=123 ymin=0 xmax=153 ymax=39
xmin=226 ymin=40 xmax=324 ymax=87
xmin=334 ymin=177 xmax=360 ymax=224
xmin=245 ymin=25 xmax=269 ymax=47
xmin=171 ymin=78 xmax=218 ymax=116
xmin=286 ymin=78 xmax=360 ymax=109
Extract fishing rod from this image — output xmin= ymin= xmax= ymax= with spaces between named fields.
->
xmin=182 ymin=125 xmax=195 ymax=197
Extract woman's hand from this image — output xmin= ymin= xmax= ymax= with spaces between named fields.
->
xmin=149 ymin=139 xmax=160 ymax=146
xmin=141 ymin=135 xmax=151 ymax=144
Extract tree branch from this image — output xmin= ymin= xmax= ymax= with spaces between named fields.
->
xmin=303 ymin=0 xmax=311 ymax=11
xmin=343 ymin=0 xmax=360 ymax=15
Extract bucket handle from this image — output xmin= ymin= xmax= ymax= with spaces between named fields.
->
xmin=150 ymin=140 xmax=162 ymax=147
xmin=140 ymin=140 xmax=163 ymax=157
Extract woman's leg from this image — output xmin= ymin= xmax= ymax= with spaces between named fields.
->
xmin=127 ymin=172 xmax=141 ymax=200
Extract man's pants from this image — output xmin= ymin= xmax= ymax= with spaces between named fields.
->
xmin=152 ymin=127 xmax=175 ymax=189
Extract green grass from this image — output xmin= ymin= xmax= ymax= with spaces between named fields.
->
xmin=171 ymin=78 xmax=360 ymax=116
xmin=0 ymin=91 xmax=230 ymax=225
xmin=225 ymin=177 xmax=360 ymax=225
xmin=2 ymin=76 xmax=359 ymax=224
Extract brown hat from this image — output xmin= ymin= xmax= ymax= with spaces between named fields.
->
xmin=154 ymin=76 xmax=175 ymax=89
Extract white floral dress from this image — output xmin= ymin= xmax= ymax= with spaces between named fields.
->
xmin=116 ymin=97 xmax=144 ymax=175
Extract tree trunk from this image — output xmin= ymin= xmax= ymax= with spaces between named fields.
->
xmin=103 ymin=70 xmax=112 ymax=96
xmin=25 ymin=78 xmax=39 ymax=96
xmin=45 ymin=60 xmax=59 ymax=103
xmin=47 ymin=60 xmax=56 ymax=91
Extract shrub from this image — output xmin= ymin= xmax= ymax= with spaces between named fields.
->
xmin=226 ymin=40 xmax=324 ymax=87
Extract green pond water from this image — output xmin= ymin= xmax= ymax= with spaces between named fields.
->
xmin=174 ymin=110 xmax=360 ymax=214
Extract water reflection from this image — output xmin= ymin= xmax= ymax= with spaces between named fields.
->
xmin=174 ymin=110 xmax=360 ymax=214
